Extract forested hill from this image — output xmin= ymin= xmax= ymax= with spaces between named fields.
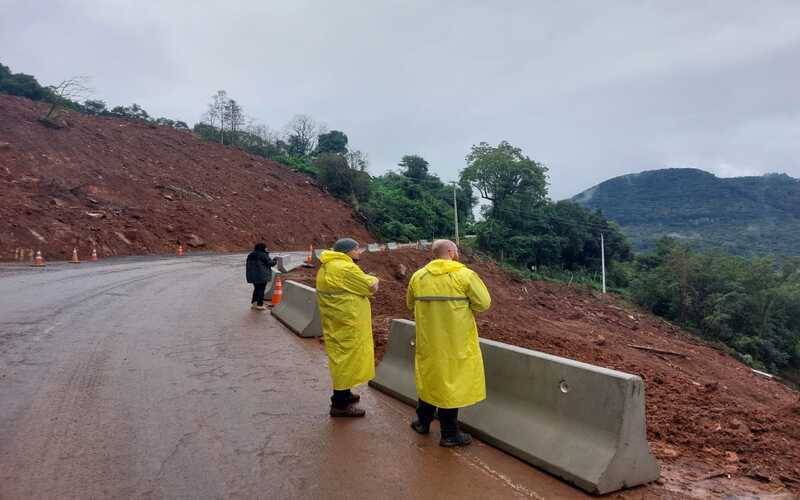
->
xmin=571 ymin=168 xmax=800 ymax=256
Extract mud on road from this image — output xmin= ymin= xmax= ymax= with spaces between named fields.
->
xmin=0 ymin=254 xmax=627 ymax=499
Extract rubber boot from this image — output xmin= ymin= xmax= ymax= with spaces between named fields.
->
xmin=330 ymin=390 xmax=365 ymax=418
xmin=439 ymin=408 xmax=472 ymax=447
xmin=411 ymin=399 xmax=435 ymax=435
xmin=330 ymin=405 xmax=366 ymax=418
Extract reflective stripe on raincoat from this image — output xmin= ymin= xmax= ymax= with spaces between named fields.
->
xmin=316 ymin=250 xmax=379 ymax=390
xmin=406 ymin=259 xmax=491 ymax=408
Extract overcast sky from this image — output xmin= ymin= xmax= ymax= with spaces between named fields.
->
xmin=3 ymin=1 xmax=800 ymax=199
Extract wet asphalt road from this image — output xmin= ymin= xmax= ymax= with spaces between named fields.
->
xmin=0 ymin=253 xmax=588 ymax=499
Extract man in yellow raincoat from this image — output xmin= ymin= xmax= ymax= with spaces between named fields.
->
xmin=317 ymin=238 xmax=379 ymax=417
xmin=405 ymin=239 xmax=491 ymax=446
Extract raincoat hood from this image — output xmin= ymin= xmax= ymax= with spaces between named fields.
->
xmin=424 ymin=259 xmax=465 ymax=276
xmin=319 ymin=250 xmax=353 ymax=265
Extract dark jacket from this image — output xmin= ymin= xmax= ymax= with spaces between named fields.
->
xmin=246 ymin=249 xmax=277 ymax=284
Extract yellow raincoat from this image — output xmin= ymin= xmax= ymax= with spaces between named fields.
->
xmin=316 ymin=250 xmax=379 ymax=390
xmin=406 ymin=259 xmax=491 ymax=408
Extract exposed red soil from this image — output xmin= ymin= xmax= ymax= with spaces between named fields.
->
xmin=0 ymin=95 xmax=371 ymax=261
xmin=290 ymin=248 xmax=800 ymax=498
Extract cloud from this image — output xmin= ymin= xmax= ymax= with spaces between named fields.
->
xmin=2 ymin=0 xmax=799 ymax=199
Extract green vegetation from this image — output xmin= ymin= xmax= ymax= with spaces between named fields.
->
xmin=361 ymin=156 xmax=475 ymax=242
xmin=572 ymin=168 xmax=800 ymax=257
xmin=190 ymin=91 xmax=474 ymax=242
xmin=0 ymin=62 xmax=51 ymax=101
xmin=460 ymin=141 xmax=631 ymax=277
xmin=628 ymin=238 xmax=800 ymax=374
xmin=315 ymin=153 xmax=370 ymax=204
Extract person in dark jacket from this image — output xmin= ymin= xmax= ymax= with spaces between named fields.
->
xmin=246 ymin=243 xmax=278 ymax=310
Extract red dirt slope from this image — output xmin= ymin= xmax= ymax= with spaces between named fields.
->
xmin=0 ymin=95 xmax=371 ymax=261
xmin=290 ymin=249 xmax=800 ymax=498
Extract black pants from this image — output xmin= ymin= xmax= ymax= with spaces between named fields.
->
xmin=417 ymin=399 xmax=460 ymax=437
xmin=251 ymin=282 xmax=267 ymax=306
xmin=331 ymin=389 xmax=354 ymax=409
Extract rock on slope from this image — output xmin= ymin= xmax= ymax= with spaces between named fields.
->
xmin=0 ymin=95 xmax=371 ymax=261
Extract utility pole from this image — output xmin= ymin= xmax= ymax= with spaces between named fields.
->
xmin=600 ymin=233 xmax=607 ymax=294
xmin=452 ymin=182 xmax=460 ymax=246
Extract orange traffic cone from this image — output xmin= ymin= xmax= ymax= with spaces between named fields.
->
xmin=90 ymin=247 xmax=98 ymax=261
xmin=177 ymin=243 xmax=185 ymax=256
xmin=303 ymin=245 xmax=314 ymax=268
xmin=70 ymin=247 xmax=80 ymax=264
xmin=270 ymin=276 xmax=284 ymax=307
xmin=30 ymin=250 xmax=46 ymax=267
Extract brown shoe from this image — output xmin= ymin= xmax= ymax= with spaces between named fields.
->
xmin=330 ymin=405 xmax=366 ymax=418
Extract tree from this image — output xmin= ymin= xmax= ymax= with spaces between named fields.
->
xmin=315 ymin=153 xmax=370 ymax=203
xmin=317 ymin=130 xmax=349 ymax=155
xmin=223 ymin=98 xmax=244 ymax=143
xmin=204 ymin=90 xmax=228 ymax=143
xmin=360 ymin=152 xmax=472 ymax=242
xmin=629 ymin=242 xmax=800 ymax=374
xmin=461 ymin=141 xmax=549 ymax=211
xmin=456 ymin=177 xmax=476 ymax=229
xmin=42 ymin=76 xmax=92 ymax=123
xmin=109 ymin=103 xmax=150 ymax=120
xmin=285 ymin=114 xmax=325 ymax=157
xmin=362 ymin=172 xmax=455 ymax=242
xmin=83 ymin=99 xmax=107 ymax=115
xmin=155 ymin=117 xmax=189 ymax=130
xmin=461 ymin=141 xmax=630 ymax=276
xmin=346 ymin=149 xmax=369 ymax=172
xmin=399 ymin=155 xmax=429 ymax=180
xmin=0 ymin=64 xmax=49 ymax=101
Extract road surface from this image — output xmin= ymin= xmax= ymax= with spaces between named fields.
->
xmin=1 ymin=253 xmax=599 ymax=499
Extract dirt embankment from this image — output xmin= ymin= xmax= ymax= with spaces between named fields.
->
xmin=291 ymin=249 xmax=800 ymax=498
xmin=0 ymin=95 xmax=371 ymax=261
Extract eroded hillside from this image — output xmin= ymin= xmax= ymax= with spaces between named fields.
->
xmin=0 ymin=95 xmax=371 ymax=261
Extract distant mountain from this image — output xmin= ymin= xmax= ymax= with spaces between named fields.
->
xmin=571 ymin=168 xmax=800 ymax=256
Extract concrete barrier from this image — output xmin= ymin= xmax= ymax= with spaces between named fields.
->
xmin=387 ymin=242 xmax=398 ymax=250
xmin=369 ymin=319 xmax=660 ymax=494
xmin=265 ymin=272 xmax=280 ymax=298
xmin=275 ymin=255 xmax=302 ymax=273
xmin=367 ymin=243 xmax=381 ymax=252
xmin=266 ymin=256 xmax=304 ymax=297
xmin=271 ymin=280 xmax=322 ymax=338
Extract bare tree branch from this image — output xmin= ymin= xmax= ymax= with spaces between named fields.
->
xmin=43 ymin=76 xmax=92 ymax=121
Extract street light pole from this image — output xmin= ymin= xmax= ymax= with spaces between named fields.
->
xmin=452 ymin=183 xmax=460 ymax=246
xmin=601 ymin=233 xmax=607 ymax=294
